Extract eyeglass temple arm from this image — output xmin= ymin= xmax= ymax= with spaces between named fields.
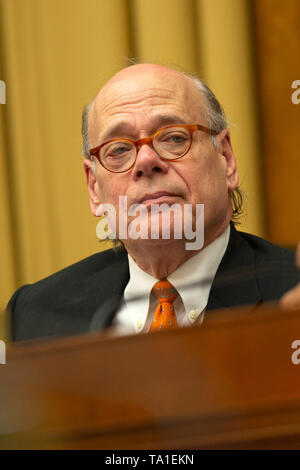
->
xmin=196 ymin=124 xmax=219 ymax=136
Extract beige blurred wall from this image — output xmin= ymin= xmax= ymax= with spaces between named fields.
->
xmin=0 ymin=0 xmax=265 ymax=339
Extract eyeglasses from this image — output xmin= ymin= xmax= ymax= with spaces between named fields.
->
xmin=89 ymin=123 xmax=218 ymax=173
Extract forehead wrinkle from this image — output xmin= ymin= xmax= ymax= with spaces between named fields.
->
xmin=98 ymin=113 xmax=190 ymax=143
xmin=96 ymin=85 xmax=182 ymax=115
xmin=89 ymin=75 xmax=206 ymax=145
xmin=90 ymin=88 xmax=176 ymax=143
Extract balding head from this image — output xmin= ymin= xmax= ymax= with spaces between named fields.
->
xmin=82 ymin=64 xmax=227 ymax=158
xmin=88 ymin=64 xmax=208 ymax=149
xmin=93 ymin=63 xmax=200 ymax=101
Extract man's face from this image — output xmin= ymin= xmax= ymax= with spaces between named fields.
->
xmin=85 ymin=64 xmax=238 ymax=248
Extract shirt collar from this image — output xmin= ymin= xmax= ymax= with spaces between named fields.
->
xmin=124 ymin=225 xmax=230 ymax=318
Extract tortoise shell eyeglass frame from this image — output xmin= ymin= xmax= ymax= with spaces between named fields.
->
xmin=89 ymin=123 xmax=219 ymax=173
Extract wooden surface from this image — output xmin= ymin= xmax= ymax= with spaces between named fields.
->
xmin=1 ymin=304 xmax=300 ymax=449
xmin=253 ymin=0 xmax=300 ymax=247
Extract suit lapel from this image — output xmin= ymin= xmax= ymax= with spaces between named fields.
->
xmin=81 ymin=249 xmax=130 ymax=332
xmin=205 ymin=224 xmax=262 ymax=316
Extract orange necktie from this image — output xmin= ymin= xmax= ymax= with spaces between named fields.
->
xmin=150 ymin=280 xmax=178 ymax=331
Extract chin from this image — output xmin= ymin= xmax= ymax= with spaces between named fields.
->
xmin=123 ymin=237 xmax=181 ymax=253
xmin=127 ymin=213 xmax=184 ymax=241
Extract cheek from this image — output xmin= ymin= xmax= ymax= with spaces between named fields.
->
xmin=95 ymin=172 xmax=126 ymax=205
xmin=109 ymin=180 xmax=124 ymax=203
xmin=184 ymin=154 xmax=227 ymax=203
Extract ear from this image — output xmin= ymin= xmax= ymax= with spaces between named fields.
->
xmin=217 ymin=129 xmax=239 ymax=192
xmin=83 ymin=158 xmax=101 ymax=216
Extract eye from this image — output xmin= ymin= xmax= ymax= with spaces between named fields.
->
xmin=170 ymin=134 xmax=188 ymax=143
xmin=160 ymin=131 xmax=189 ymax=145
xmin=111 ymin=147 xmax=127 ymax=156
xmin=103 ymin=141 xmax=133 ymax=158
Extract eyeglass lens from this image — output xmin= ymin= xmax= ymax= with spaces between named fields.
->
xmin=100 ymin=126 xmax=191 ymax=172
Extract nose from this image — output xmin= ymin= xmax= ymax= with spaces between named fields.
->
xmin=131 ymin=143 xmax=169 ymax=179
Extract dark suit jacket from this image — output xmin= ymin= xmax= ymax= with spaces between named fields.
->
xmin=7 ymin=225 xmax=300 ymax=342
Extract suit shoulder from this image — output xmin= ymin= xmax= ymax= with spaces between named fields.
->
xmin=235 ymin=229 xmax=299 ymax=297
xmin=221 ymin=226 xmax=299 ymax=303
xmin=237 ymin=230 xmax=295 ymax=263
xmin=7 ymin=248 xmax=127 ymax=309
xmin=7 ymin=247 xmax=128 ymax=341
xmin=35 ymin=247 xmax=126 ymax=286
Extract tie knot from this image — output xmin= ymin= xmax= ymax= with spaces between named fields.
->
xmin=152 ymin=280 xmax=178 ymax=304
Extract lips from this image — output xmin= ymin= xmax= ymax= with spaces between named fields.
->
xmin=137 ymin=192 xmax=178 ymax=204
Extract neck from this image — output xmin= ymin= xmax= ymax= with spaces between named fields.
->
xmin=123 ymin=239 xmax=197 ymax=279
xmin=122 ymin=222 xmax=230 ymax=279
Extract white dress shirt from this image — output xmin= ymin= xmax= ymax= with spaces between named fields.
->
xmin=112 ymin=225 xmax=230 ymax=336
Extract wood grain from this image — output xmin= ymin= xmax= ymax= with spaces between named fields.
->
xmin=1 ymin=304 xmax=300 ymax=449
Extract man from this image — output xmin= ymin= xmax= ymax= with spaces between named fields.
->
xmin=7 ymin=64 xmax=300 ymax=342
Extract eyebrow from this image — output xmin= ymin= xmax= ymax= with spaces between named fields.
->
xmin=99 ymin=114 xmax=187 ymax=142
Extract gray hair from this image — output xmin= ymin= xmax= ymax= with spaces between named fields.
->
xmin=185 ymin=75 xmax=228 ymax=148
xmin=82 ymin=101 xmax=93 ymax=158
